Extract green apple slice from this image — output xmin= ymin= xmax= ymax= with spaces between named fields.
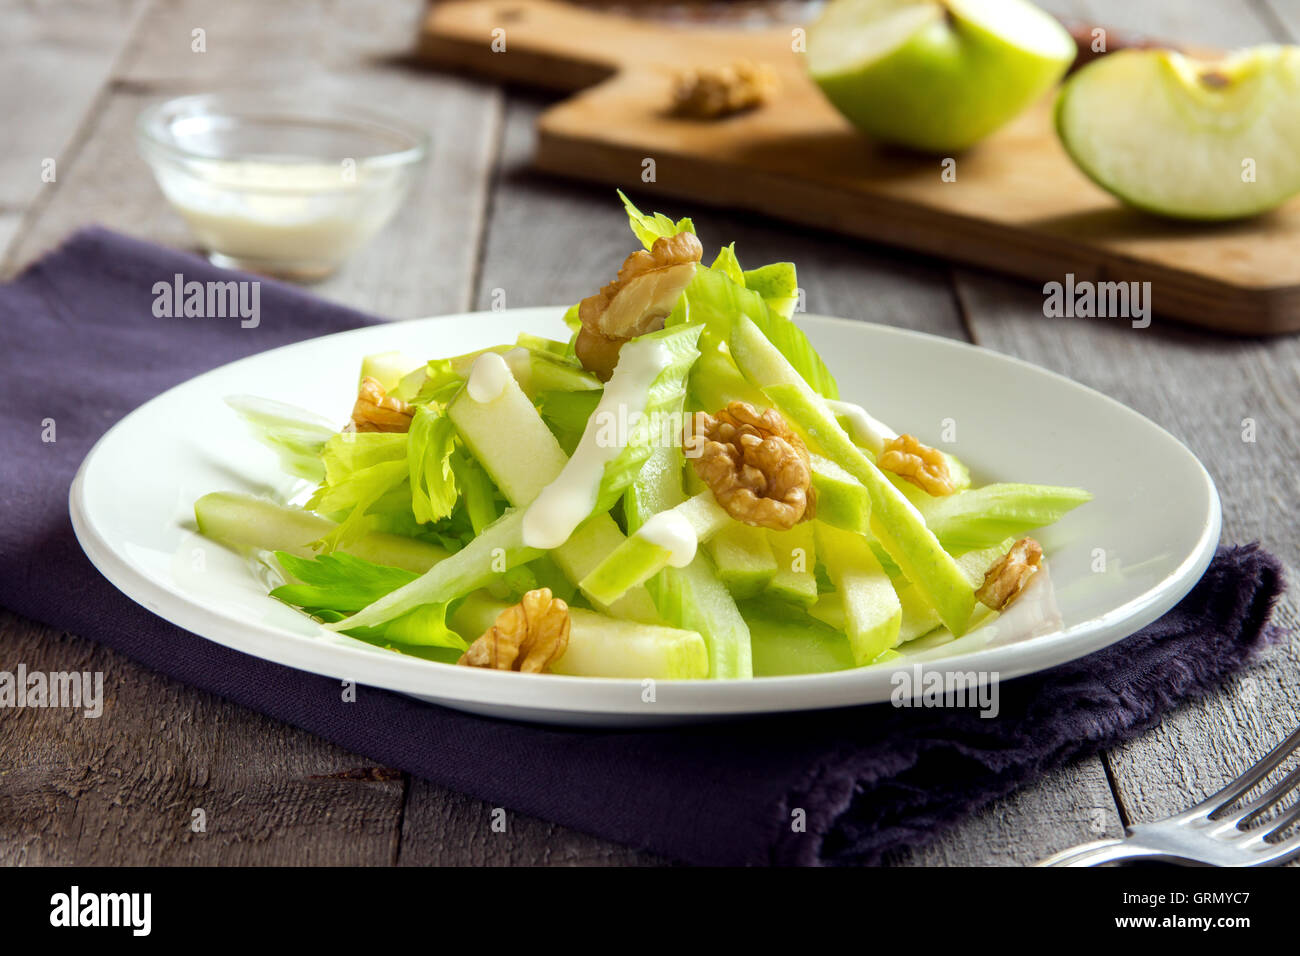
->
xmin=807 ymin=0 xmax=1076 ymax=152
xmin=1056 ymin=46 xmax=1300 ymax=220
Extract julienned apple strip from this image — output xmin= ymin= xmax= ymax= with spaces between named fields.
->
xmin=764 ymin=523 xmax=819 ymax=607
xmin=727 ymin=312 xmax=977 ymax=636
xmin=625 ymin=445 xmax=754 ymax=680
xmin=705 ymin=521 xmax=779 ymax=599
xmin=810 ymin=538 xmax=1011 ymax=645
xmin=450 ymin=592 xmax=708 ymax=680
xmin=814 ymin=521 xmax=901 ymax=665
xmin=578 ymin=491 xmax=731 ymax=606
xmin=446 ymin=362 xmax=660 ymax=623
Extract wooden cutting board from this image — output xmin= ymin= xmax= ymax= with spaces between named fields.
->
xmin=419 ymin=0 xmax=1300 ymax=335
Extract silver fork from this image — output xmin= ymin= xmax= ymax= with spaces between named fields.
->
xmin=1038 ymin=725 xmax=1300 ymax=866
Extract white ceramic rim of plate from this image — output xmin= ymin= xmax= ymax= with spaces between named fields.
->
xmin=69 ymin=310 xmax=1221 ymax=720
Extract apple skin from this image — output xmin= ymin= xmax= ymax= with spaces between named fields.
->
xmin=1054 ymin=47 xmax=1300 ymax=220
xmin=809 ymin=2 xmax=1076 ymax=153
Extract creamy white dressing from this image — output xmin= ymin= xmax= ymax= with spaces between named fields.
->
xmin=826 ymin=399 xmax=897 ymax=454
xmin=636 ymin=509 xmax=698 ymax=568
xmin=522 ymin=338 xmax=672 ymax=550
xmin=504 ymin=347 xmax=532 ymax=394
xmin=158 ymin=160 xmax=405 ymax=266
xmin=466 ymin=351 xmax=512 ymax=403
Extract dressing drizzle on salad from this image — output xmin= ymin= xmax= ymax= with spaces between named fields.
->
xmin=636 ymin=509 xmax=699 ymax=568
xmin=522 ymin=337 xmax=673 ymax=550
xmin=466 ymin=351 xmax=512 ymax=404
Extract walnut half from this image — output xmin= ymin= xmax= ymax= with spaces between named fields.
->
xmin=576 ymin=231 xmax=703 ymax=380
xmin=878 ymin=434 xmax=956 ymax=497
xmin=457 ymin=588 xmax=571 ymax=674
xmin=686 ymin=401 xmax=815 ymax=531
xmin=671 ymin=60 xmax=778 ymax=119
xmin=348 ymin=377 xmax=414 ymax=433
xmin=975 ymin=537 xmax=1044 ymax=611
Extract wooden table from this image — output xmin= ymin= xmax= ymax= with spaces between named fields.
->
xmin=1 ymin=0 xmax=1296 ymax=867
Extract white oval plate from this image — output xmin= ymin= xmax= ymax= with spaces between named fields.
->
xmin=70 ymin=308 xmax=1220 ymax=726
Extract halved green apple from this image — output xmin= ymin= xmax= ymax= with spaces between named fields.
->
xmin=807 ymin=0 xmax=1076 ymax=152
xmin=1056 ymin=46 xmax=1300 ymax=219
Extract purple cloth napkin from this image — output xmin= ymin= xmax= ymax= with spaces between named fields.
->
xmin=0 ymin=228 xmax=1287 ymax=866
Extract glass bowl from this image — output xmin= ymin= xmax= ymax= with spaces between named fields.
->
xmin=137 ymin=93 xmax=429 ymax=280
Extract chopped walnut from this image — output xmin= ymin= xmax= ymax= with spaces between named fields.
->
xmin=975 ymin=538 xmax=1044 ymax=611
xmin=347 ymin=376 xmax=414 ymax=433
xmin=686 ymin=401 xmax=815 ymax=531
xmin=878 ymin=434 xmax=956 ymax=496
xmin=671 ymin=59 xmax=778 ymax=119
xmin=457 ymin=588 xmax=571 ymax=674
xmin=576 ymin=231 xmax=703 ymax=380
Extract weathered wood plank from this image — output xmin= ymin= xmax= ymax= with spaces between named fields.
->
xmin=890 ymin=759 xmax=1124 ymax=866
xmin=0 ymin=611 xmax=406 ymax=865
xmin=0 ymin=0 xmax=148 ymax=261
xmin=0 ymin=0 xmax=500 ymax=866
xmin=959 ymin=0 xmax=1300 ymax=851
xmin=398 ymin=779 xmax=665 ymax=866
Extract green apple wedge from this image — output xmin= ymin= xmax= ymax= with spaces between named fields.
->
xmin=1056 ymin=46 xmax=1300 ymax=220
xmin=807 ymin=0 xmax=1076 ymax=152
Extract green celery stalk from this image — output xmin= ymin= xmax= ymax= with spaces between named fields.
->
xmin=918 ymin=483 xmax=1093 ymax=552
xmin=741 ymin=598 xmax=856 ymax=676
xmin=195 ymin=491 xmax=448 ymax=574
xmin=328 ymin=509 xmax=541 ymax=631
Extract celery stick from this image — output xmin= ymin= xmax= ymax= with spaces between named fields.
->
xmin=765 ymin=524 xmax=819 ymax=606
xmin=195 ymin=491 xmax=448 ymax=574
xmin=730 ymin=313 xmax=974 ymax=635
xmin=741 ymin=599 xmax=856 ymax=676
xmin=446 ymin=373 xmax=659 ymax=622
xmin=329 ymin=509 xmax=541 ymax=631
xmin=626 ymin=446 xmax=754 ymax=680
xmin=706 ymin=522 xmax=777 ymax=599
xmin=451 ymin=591 xmax=708 ymax=679
xmin=814 ymin=522 xmax=901 ymax=665
xmin=579 ymin=492 xmax=731 ymax=606
xmin=918 ymin=483 xmax=1092 ymax=552
xmin=655 ymin=552 xmax=753 ymax=679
